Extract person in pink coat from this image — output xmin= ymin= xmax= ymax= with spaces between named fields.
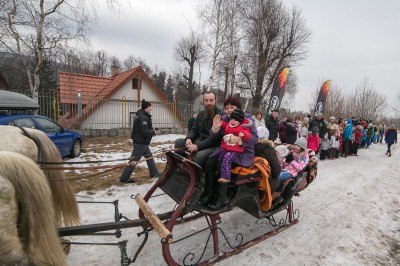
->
xmin=307 ymin=127 xmax=320 ymax=153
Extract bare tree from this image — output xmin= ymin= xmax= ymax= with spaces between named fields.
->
xmin=92 ymin=50 xmax=110 ymax=77
xmin=199 ymin=0 xmax=230 ymax=90
xmin=346 ymin=78 xmax=386 ymax=120
xmin=173 ymin=32 xmax=205 ymax=101
xmin=241 ymin=0 xmax=311 ymax=111
xmin=392 ymin=92 xmax=400 ymax=118
xmin=0 ymin=0 xmax=122 ymax=101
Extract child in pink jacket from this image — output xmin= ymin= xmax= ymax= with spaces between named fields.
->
xmin=307 ymin=127 xmax=320 ymax=153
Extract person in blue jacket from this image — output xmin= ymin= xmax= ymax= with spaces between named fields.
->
xmin=384 ymin=125 xmax=397 ymax=157
xmin=342 ymin=119 xmax=353 ymax=158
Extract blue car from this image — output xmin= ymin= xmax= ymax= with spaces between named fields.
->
xmin=0 ymin=90 xmax=83 ymax=158
xmin=0 ymin=114 xmax=83 ymax=158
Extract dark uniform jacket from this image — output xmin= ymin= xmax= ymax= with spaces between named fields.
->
xmin=309 ymin=117 xmax=327 ymax=137
xmin=265 ymin=115 xmax=279 ymax=140
xmin=186 ymin=106 xmax=224 ymax=151
xmin=131 ymin=109 xmax=155 ymax=145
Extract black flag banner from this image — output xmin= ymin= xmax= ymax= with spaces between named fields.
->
xmin=266 ymin=66 xmax=290 ymax=115
xmin=313 ymin=80 xmax=331 ymax=116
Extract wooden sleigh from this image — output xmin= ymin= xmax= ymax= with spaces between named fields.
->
xmin=59 ymin=151 xmax=317 ymax=265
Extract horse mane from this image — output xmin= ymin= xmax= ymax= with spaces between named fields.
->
xmin=23 ymin=127 xmax=80 ymax=226
xmin=0 ymin=125 xmax=80 ymax=226
xmin=0 ymin=151 xmax=67 ymax=266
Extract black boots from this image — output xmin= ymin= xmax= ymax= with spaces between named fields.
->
xmin=198 ymin=186 xmax=214 ymax=205
xmin=208 ymin=183 xmax=229 ymax=210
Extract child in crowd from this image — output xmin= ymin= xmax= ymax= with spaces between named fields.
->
xmin=319 ymin=133 xmax=330 ymax=160
xmin=216 ymin=109 xmax=251 ymax=183
xmin=277 ymin=137 xmax=310 ymax=181
xmin=329 ymin=130 xmax=340 ymax=160
xmin=352 ymin=125 xmax=362 ymax=156
xmin=307 ymin=127 xmax=320 ymax=153
xmin=361 ymin=126 xmax=368 ymax=148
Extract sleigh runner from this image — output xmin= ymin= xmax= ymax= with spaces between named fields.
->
xmin=60 ymin=150 xmax=317 ymax=265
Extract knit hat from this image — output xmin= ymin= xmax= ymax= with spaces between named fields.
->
xmin=141 ymin=99 xmax=152 ymax=110
xmin=303 ymin=117 xmax=309 ymax=123
xmin=230 ymin=109 xmax=245 ymax=123
xmin=295 ymin=137 xmax=307 ymax=150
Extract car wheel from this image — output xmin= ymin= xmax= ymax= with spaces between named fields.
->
xmin=70 ymin=140 xmax=81 ymax=158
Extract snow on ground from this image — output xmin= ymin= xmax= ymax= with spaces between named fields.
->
xmin=65 ymin=134 xmax=186 ymax=173
xmin=66 ymin=136 xmax=400 ymax=266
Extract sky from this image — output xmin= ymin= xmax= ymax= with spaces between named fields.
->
xmin=90 ymin=0 xmax=400 ymax=112
xmin=65 ymin=133 xmax=399 ymax=265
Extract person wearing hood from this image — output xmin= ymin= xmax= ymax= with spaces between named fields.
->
xmin=384 ymin=124 xmax=397 ymax=157
xmin=119 ymin=99 xmax=159 ymax=183
xmin=342 ymin=119 xmax=353 ymax=158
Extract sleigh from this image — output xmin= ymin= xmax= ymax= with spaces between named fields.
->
xmin=59 ymin=151 xmax=317 ymax=265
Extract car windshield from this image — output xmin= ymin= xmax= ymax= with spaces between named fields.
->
xmin=36 ymin=117 xmax=62 ymax=133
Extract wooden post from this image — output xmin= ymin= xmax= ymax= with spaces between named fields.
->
xmin=135 ymin=194 xmax=173 ymax=243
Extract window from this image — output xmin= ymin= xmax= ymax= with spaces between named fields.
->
xmin=10 ymin=118 xmax=37 ymax=128
xmin=132 ymin=78 xmax=138 ymax=90
xmin=36 ymin=117 xmax=61 ymax=133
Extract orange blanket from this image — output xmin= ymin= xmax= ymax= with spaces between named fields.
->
xmin=231 ymin=156 xmax=272 ymax=211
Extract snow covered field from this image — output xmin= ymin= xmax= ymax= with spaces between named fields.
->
xmin=66 ymin=135 xmax=400 ymax=266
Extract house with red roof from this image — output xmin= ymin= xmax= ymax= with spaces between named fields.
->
xmin=59 ymin=66 xmax=182 ymax=129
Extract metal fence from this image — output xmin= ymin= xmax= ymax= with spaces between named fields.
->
xmin=15 ymin=91 xmax=196 ymax=130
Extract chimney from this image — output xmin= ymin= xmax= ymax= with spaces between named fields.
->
xmin=111 ymin=65 xmax=119 ymax=77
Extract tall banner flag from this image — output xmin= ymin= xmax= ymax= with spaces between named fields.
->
xmin=266 ymin=66 xmax=290 ymax=115
xmin=313 ymin=80 xmax=331 ymax=116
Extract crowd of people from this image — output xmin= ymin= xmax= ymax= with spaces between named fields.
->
xmin=263 ymin=112 xmax=398 ymax=160
xmin=120 ymin=92 xmax=398 ymax=210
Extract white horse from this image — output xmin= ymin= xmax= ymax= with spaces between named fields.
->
xmin=0 ymin=151 xmax=67 ymax=265
xmin=0 ymin=125 xmax=80 ymax=265
xmin=0 ymin=125 xmax=80 ymax=226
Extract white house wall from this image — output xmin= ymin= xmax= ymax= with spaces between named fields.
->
xmin=81 ymin=77 xmax=181 ymax=129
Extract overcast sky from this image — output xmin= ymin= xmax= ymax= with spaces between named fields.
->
xmin=91 ymin=0 xmax=400 ymax=111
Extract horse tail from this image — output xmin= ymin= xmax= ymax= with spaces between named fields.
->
xmin=0 ymin=151 xmax=67 ymax=266
xmin=25 ymin=128 xmax=80 ymax=226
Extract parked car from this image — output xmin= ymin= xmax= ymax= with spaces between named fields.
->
xmin=0 ymin=90 xmax=83 ymax=158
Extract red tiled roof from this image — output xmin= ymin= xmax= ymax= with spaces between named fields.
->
xmin=59 ymin=72 xmax=112 ymax=104
xmin=58 ymin=66 xmax=175 ymax=128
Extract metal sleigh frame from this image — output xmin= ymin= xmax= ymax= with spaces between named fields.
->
xmin=60 ymin=152 xmax=307 ymax=265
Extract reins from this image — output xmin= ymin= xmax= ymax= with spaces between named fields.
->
xmin=40 ymin=147 xmax=188 ymax=181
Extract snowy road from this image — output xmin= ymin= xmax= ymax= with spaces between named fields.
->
xmin=66 ymin=140 xmax=399 ymax=266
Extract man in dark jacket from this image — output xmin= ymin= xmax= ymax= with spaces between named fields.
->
xmin=119 ymin=99 xmax=159 ymax=183
xmin=265 ymin=109 xmax=279 ymax=141
xmin=174 ymin=91 xmax=224 ymax=169
xmin=309 ymin=113 xmax=327 ymax=137
xmin=384 ymin=124 xmax=397 ymax=157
